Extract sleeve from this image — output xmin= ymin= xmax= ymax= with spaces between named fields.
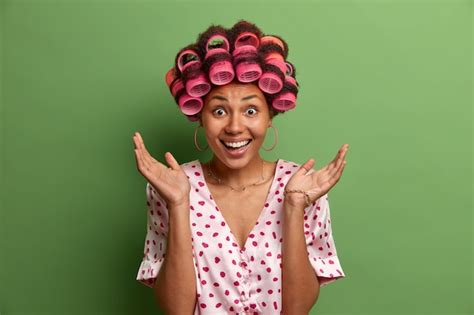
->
xmin=136 ymin=182 xmax=170 ymax=288
xmin=303 ymin=193 xmax=346 ymax=287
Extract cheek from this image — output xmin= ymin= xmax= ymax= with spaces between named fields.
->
xmin=203 ymin=127 xmax=221 ymax=144
xmin=250 ymin=122 xmax=270 ymax=136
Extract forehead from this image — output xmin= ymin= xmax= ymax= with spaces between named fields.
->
xmin=204 ymin=82 xmax=264 ymax=102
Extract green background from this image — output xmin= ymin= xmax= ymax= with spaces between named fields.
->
xmin=1 ymin=0 xmax=472 ymax=314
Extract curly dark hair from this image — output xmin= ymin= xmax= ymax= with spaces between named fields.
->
xmin=165 ymin=19 xmax=299 ymax=122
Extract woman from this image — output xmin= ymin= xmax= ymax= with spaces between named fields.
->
xmin=133 ymin=20 xmax=349 ymax=315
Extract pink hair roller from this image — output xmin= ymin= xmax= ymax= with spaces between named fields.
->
xmin=266 ymin=54 xmax=286 ymax=73
xmin=258 ymin=62 xmax=284 ymax=94
xmin=232 ymin=44 xmax=262 ymax=83
xmin=170 ymin=77 xmax=184 ymax=97
xmin=272 ymin=71 xmax=298 ymax=111
xmin=234 ymin=32 xmax=260 ymax=49
xmin=165 ymin=67 xmax=177 ymax=88
xmin=272 ymin=92 xmax=296 ymax=111
xmin=260 ymin=36 xmax=285 ymax=52
xmin=258 ymin=52 xmax=286 ymax=94
xmin=258 ymin=73 xmax=283 ymax=94
xmin=285 ymin=75 xmax=297 ymax=86
xmin=172 ymin=80 xmax=203 ymax=116
xmin=205 ymin=35 xmax=234 ymax=85
xmin=178 ymin=93 xmax=203 ymax=116
xmin=167 ymin=73 xmax=204 ymax=116
xmin=177 ymin=49 xmax=211 ymax=97
xmin=257 ymin=35 xmax=287 ymax=93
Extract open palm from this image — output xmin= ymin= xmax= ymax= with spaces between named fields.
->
xmin=285 ymin=144 xmax=349 ymax=208
xmin=133 ymin=132 xmax=190 ymax=208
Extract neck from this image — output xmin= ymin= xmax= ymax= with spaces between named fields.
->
xmin=208 ymin=156 xmax=266 ymax=187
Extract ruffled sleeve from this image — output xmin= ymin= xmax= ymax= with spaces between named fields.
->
xmin=303 ymin=193 xmax=346 ymax=287
xmin=136 ymin=182 xmax=169 ymax=288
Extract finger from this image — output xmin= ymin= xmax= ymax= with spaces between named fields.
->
xmin=134 ymin=135 xmax=158 ymax=172
xmin=134 ymin=134 xmax=149 ymax=168
xmin=135 ymin=146 xmax=148 ymax=173
xmin=136 ymin=132 xmax=151 ymax=158
xmin=136 ymin=133 xmax=160 ymax=169
xmin=135 ymin=132 xmax=143 ymax=150
xmin=328 ymin=145 xmax=346 ymax=172
xmin=165 ymin=152 xmax=180 ymax=171
xmin=329 ymin=157 xmax=346 ymax=186
xmin=298 ymin=158 xmax=315 ymax=176
xmin=134 ymin=149 xmax=141 ymax=170
xmin=133 ymin=133 xmax=138 ymax=149
xmin=322 ymin=147 xmax=341 ymax=173
xmin=329 ymin=153 xmax=344 ymax=179
xmin=337 ymin=145 xmax=349 ymax=169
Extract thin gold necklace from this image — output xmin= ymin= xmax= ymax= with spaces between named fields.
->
xmin=207 ymin=159 xmax=266 ymax=192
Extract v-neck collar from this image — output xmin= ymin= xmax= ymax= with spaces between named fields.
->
xmin=195 ymin=159 xmax=282 ymax=252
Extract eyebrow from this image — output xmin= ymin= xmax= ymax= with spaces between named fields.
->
xmin=209 ymin=94 xmax=259 ymax=102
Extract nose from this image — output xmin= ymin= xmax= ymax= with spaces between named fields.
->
xmin=224 ymin=113 xmax=245 ymax=134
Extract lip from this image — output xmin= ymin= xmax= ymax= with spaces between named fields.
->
xmin=220 ymin=139 xmax=252 ymax=157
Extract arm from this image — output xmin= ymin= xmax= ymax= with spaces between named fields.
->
xmin=281 ymin=201 xmax=320 ymax=314
xmin=153 ymin=201 xmax=197 ymax=314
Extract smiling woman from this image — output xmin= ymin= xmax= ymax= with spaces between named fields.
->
xmin=200 ymin=82 xmax=272 ymax=169
xmin=134 ymin=19 xmax=348 ymax=315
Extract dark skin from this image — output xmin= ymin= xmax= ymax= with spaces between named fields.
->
xmin=132 ymin=138 xmax=349 ymax=219
xmin=132 ymin=82 xmax=349 ymax=211
xmin=284 ymin=144 xmax=349 ymax=208
xmin=133 ymin=132 xmax=191 ymax=209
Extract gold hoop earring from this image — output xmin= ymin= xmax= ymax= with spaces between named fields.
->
xmin=262 ymin=125 xmax=278 ymax=151
xmin=194 ymin=125 xmax=209 ymax=151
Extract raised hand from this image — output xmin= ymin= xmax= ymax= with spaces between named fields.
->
xmin=133 ymin=132 xmax=191 ymax=208
xmin=285 ymin=144 xmax=349 ymax=208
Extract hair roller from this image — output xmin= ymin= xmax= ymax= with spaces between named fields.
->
xmin=231 ymin=45 xmax=263 ymax=83
xmin=204 ymin=36 xmax=234 ymax=85
xmin=260 ymin=35 xmax=289 ymax=59
xmin=176 ymin=47 xmax=211 ymax=97
xmin=228 ymin=20 xmax=263 ymax=53
xmin=257 ymin=36 xmax=288 ymax=94
xmin=258 ymin=62 xmax=285 ymax=94
xmin=285 ymin=61 xmax=295 ymax=77
xmin=284 ymin=61 xmax=299 ymax=88
xmin=165 ymin=67 xmax=204 ymax=116
xmin=165 ymin=67 xmax=178 ymax=89
xmin=269 ymin=75 xmax=299 ymax=111
xmin=196 ymin=25 xmax=235 ymax=85
xmin=195 ymin=24 xmax=227 ymax=56
xmin=172 ymin=82 xmax=204 ymax=115
xmin=257 ymin=41 xmax=286 ymax=73
xmin=165 ymin=20 xmax=298 ymax=122
xmin=228 ymin=22 xmax=263 ymax=83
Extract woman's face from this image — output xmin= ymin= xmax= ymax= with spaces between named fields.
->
xmin=200 ymin=82 xmax=272 ymax=168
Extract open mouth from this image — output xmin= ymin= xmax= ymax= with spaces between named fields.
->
xmin=220 ymin=139 xmax=253 ymax=151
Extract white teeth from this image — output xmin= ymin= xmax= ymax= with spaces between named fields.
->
xmin=223 ymin=140 xmax=250 ymax=148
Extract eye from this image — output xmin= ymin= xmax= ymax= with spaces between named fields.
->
xmin=212 ymin=106 xmax=258 ymax=117
xmin=212 ymin=107 xmax=226 ymax=116
xmin=246 ymin=106 xmax=258 ymax=116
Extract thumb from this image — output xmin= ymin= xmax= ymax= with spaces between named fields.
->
xmin=165 ymin=152 xmax=180 ymax=171
xmin=298 ymin=158 xmax=315 ymax=176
